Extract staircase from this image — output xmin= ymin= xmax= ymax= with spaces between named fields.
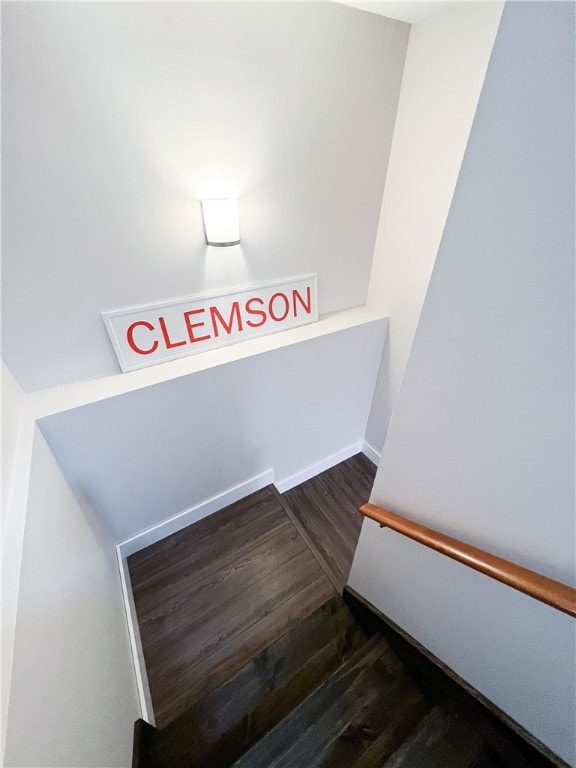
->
xmin=142 ymin=593 xmax=548 ymax=768
xmin=130 ymin=457 xmax=564 ymax=768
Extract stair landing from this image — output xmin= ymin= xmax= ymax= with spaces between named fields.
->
xmin=128 ymin=453 xmax=376 ymax=728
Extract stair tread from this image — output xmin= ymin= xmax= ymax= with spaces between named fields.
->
xmin=350 ymin=693 xmax=432 ymax=768
xmin=382 ymin=704 xmax=486 ymax=768
xmin=157 ymin=595 xmax=369 ymax=768
xmin=232 ymin=633 xmax=425 ymax=768
xmin=468 ymin=750 xmax=507 ymax=768
xmin=284 ymin=672 xmax=429 ymax=768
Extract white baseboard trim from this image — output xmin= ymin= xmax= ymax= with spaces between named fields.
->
xmin=275 ymin=441 xmax=364 ymax=494
xmin=115 ymin=447 xmax=376 ymax=722
xmin=117 ymin=470 xmax=275 ymax=558
xmin=115 ymin=469 xmax=274 ymax=723
xmin=116 ymin=547 xmax=155 ymax=724
xmin=362 ymin=441 xmax=381 ymax=466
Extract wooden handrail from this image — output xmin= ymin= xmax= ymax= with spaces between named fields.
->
xmin=360 ymin=503 xmax=576 ymax=618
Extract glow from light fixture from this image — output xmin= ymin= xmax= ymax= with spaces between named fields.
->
xmin=201 ymin=198 xmax=240 ymax=247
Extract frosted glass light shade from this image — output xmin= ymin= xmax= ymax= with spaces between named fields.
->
xmin=201 ymin=198 xmax=240 ymax=246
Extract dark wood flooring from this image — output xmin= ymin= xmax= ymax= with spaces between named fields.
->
xmin=139 ymin=592 xmax=562 ymax=768
xmin=156 ymin=595 xmax=371 ymax=768
xmin=128 ymin=454 xmax=374 ymax=728
xmin=129 ymin=453 xmax=562 ymax=768
xmin=277 ymin=453 xmax=376 ymax=591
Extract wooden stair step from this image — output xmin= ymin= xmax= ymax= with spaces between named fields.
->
xmin=382 ymin=704 xmax=488 ymax=768
xmin=231 ymin=633 xmax=423 ymax=768
xmin=156 ymin=595 xmax=368 ymax=768
xmin=291 ymin=672 xmax=430 ymax=768
xmin=152 ymin=572 xmax=334 ymax=727
xmin=467 ymin=751 xmax=507 ymax=768
xmin=349 ymin=690 xmax=432 ymax=768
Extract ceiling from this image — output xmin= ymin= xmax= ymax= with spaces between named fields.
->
xmin=335 ymin=1 xmax=453 ymax=24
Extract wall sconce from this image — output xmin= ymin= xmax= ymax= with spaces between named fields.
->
xmin=201 ymin=198 xmax=240 ymax=247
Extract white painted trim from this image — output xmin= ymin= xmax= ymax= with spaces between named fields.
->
xmin=115 ymin=469 xmax=275 ymax=724
xmin=362 ymin=441 xmax=381 ymax=466
xmin=27 ymin=308 xmax=388 ymax=419
xmin=116 ymin=548 xmax=155 ymax=725
xmin=117 ymin=470 xmax=275 ymax=557
xmin=275 ymin=441 xmax=364 ymax=494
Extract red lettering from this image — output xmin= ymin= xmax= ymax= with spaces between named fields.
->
xmin=269 ymin=292 xmax=290 ymax=322
xmin=245 ymin=297 xmax=267 ymax=328
xmin=126 ymin=321 xmax=159 ymax=355
xmin=292 ymin=286 xmax=312 ymax=316
xmin=158 ymin=316 xmax=187 ymax=349
xmin=210 ymin=301 xmax=243 ymax=337
xmin=183 ymin=308 xmax=211 ymax=343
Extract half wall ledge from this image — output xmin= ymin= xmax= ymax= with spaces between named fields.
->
xmin=26 ymin=307 xmax=388 ymax=420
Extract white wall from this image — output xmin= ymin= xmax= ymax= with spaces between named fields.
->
xmin=38 ymin=321 xmax=386 ymax=543
xmin=2 ymin=2 xmax=408 ymax=392
xmin=364 ymin=2 xmax=503 ymax=453
xmin=351 ymin=3 xmax=575 ymax=763
xmin=2 ymin=364 xmax=25 ymax=523
xmin=3 ymin=428 xmax=140 ymax=768
xmin=1 ymin=363 xmax=30 ymax=755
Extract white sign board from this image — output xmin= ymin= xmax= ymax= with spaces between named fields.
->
xmin=102 ymin=274 xmax=318 ymax=372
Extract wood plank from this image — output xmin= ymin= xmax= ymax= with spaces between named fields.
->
xmin=145 ymin=546 xmax=327 ymax=678
xmin=352 ymin=693 xmax=431 ymax=768
xmin=272 ymin=486 xmax=343 ymax=592
xmin=282 ymin=484 xmax=355 ymax=584
xmin=303 ymin=675 xmax=429 ymax=768
xmin=231 ymin=635 xmax=390 ymax=768
xmin=286 ymin=470 xmax=365 ymax=540
xmin=468 ymin=753 xmax=506 ymax=768
xmin=129 ymin=488 xmax=285 ymax=589
xmin=133 ymin=521 xmax=295 ymax=619
xmin=280 ymin=454 xmax=375 ymax=590
xmin=382 ymin=706 xmax=485 ymax=768
xmin=132 ymin=515 xmax=295 ymax=615
xmin=153 ymin=575 xmax=335 ymax=727
xmin=137 ymin=525 xmax=306 ymax=640
xmin=157 ymin=596 xmax=368 ymax=768
xmin=285 ymin=483 xmax=357 ymax=556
